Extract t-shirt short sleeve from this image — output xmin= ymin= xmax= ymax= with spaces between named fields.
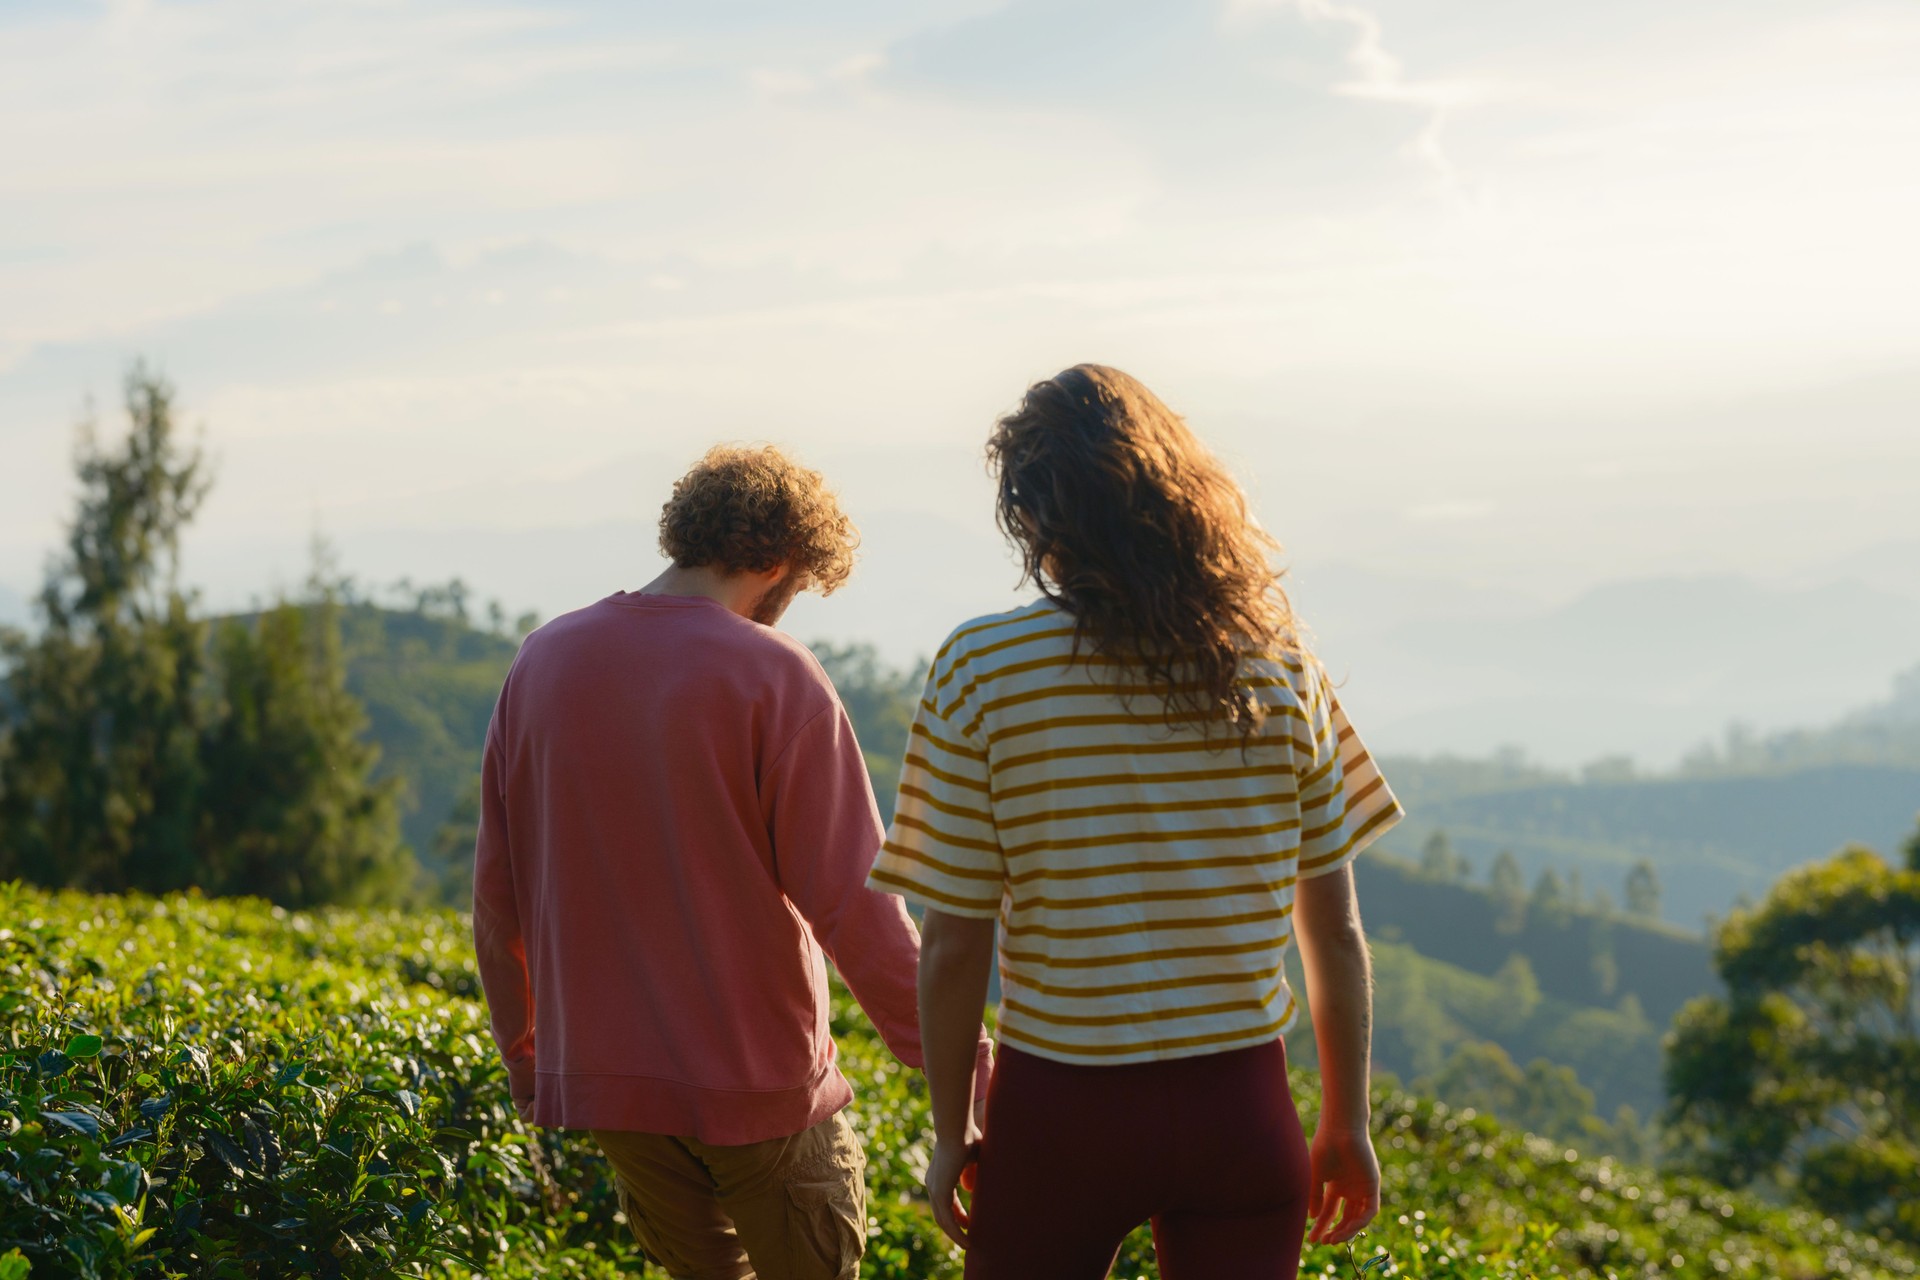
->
xmin=867 ymin=661 xmax=1007 ymax=919
xmin=1295 ymin=665 xmax=1404 ymax=879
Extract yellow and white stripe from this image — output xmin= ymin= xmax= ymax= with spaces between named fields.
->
xmin=868 ymin=599 xmax=1402 ymax=1065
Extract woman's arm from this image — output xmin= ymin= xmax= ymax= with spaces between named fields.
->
xmin=1293 ymin=862 xmax=1381 ymax=1245
xmin=918 ymin=907 xmax=998 ymax=1247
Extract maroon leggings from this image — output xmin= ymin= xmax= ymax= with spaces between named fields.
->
xmin=964 ymin=1037 xmax=1311 ymax=1280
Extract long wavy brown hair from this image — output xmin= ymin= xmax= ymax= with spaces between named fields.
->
xmin=987 ymin=364 xmax=1299 ymax=744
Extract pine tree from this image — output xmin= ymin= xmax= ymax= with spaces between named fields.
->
xmin=1420 ymin=829 xmax=1467 ymax=882
xmin=1 ymin=368 xmax=413 ymax=906
xmin=198 ymin=579 xmax=410 ymax=907
xmin=1625 ymin=859 xmax=1662 ymax=916
xmin=1489 ymin=848 xmax=1527 ymax=931
xmin=0 ymin=369 xmax=211 ymax=891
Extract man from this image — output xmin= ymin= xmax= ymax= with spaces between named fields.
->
xmin=474 ymin=445 xmax=992 ymax=1280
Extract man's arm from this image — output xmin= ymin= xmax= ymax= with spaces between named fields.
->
xmin=765 ymin=705 xmax=995 ymax=1091
xmin=919 ymin=908 xmax=997 ymax=1247
xmin=472 ymin=721 xmax=536 ymax=1122
xmin=1293 ymin=862 xmax=1380 ymax=1246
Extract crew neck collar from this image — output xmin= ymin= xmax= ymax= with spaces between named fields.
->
xmin=607 ymin=591 xmax=729 ymax=610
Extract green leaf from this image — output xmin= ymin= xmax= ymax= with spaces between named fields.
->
xmin=64 ymin=1034 xmax=103 ymax=1059
xmin=203 ymin=1130 xmax=248 ymax=1177
xmin=103 ymin=1159 xmax=142 ymax=1205
xmin=0 ymin=1248 xmax=29 ymax=1280
xmin=40 ymin=1109 xmax=102 ymax=1139
xmin=105 ymin=1125 xmax=155 ymax=1152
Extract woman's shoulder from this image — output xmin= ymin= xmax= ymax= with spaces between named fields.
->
xmin=932 ymin=598 xmax=1069 ymax=670
xmin=1241 ymin=639 xmax=1325 ymax=708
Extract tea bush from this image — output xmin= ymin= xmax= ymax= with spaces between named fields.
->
xmin=3 ymin=883 xmax=1917 ymax=1279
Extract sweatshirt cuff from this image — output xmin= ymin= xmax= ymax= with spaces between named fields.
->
xmin=505 ymin=1055 xmax=537 ymax=1109
xmin=971 ymin=1036 xmax=995 ymax=1102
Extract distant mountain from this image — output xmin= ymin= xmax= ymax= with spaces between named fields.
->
xmin=1301 ymin=567 xmax=1920 ymax=768
xmin=1796 ymin=538 xmax=1920 ymax=601
xmin=1380 ymin=761 xmax=1920 ymax=929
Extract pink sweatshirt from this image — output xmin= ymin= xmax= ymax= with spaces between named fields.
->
xmin=473 ymin=592 xmax=989 ymax=1144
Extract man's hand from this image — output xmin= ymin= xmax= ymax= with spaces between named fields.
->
xmin=1306 ymin=1124 xmax=1380 ymax=1245
xmin=926 ymin=1133 xmax=981 ymax=1247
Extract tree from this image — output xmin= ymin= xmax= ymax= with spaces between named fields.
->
xmin=198 ymin=580 xmax=410 ymax=907
xmin=1425 ymin=1040 xmax=1600 ymax=1144
xmin=0 ymin=369 xmax=211 ymax=892
xmin=1491 ymin=953 xmax=1542 ymax=1030
xmin=434 ymin=777 xmax=482 ymax=905
xmin=1625 ymin=858 xmax=1661 ymax=917
xmin=1665 ymin=841 xmax=1920 ymax=1241
xmin=1419 ymin=829 xmax=1469 ymax=882
xmin=1489 ymin=848 xmax=1526 ymax=931
xmin=810 ymin=640 xmax=920 ymax=821
xmin=0 ymin=368 xmax=411 ymax=907
xmin=1530 ymin=867 xmax=1571 ymax=926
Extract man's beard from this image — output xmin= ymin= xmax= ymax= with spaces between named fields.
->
xmin=750 ymin=573 xmax=805 ymax=626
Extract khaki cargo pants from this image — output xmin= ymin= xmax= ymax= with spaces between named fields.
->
xmin=592 ymin=1111 xmax=867 ymax=1280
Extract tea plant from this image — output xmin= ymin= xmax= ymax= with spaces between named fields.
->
xmin=3 ymin=883 xmax=1918 ymax=1279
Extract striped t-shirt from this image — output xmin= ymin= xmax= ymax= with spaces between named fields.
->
xmin=867 ymin=599 xmax=1402 ymax=1065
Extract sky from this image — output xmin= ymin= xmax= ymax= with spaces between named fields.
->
xmin=2 ymin=0 xmax=1917 ymax=764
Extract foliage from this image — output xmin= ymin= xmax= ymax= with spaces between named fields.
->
xmin=1623 ymin=861 xmax=1660 ymax=918
xmin=808 ymin=641 xmax=921 ymax=823
xmin=199 ymin=587 xmax=411 ymax=908
xmin=1316 ymin=940 xmax=1662 ymax=1131
xmin=0 ymin=372 xmax=409 ymax=910
xmin=1392 ymin=763 xmax=1920 ymax=930
xmin=1355 ymin=851 xmax=1711 ymax=1027
xmin=1674 ymin=667 xmax=1920 ymax=777
xmin=1418 ymin=832 xmax=1470 ymax=883
xmin=1421 ymin=1042 xmax=1615 ymax=1153
xmin=1665 ymin=838 xmax=1920 ymax=1242
xmin=0 ymin=369 xmax=212 ymax=895
xmin=328 ymin=600 xmax=518 ymax=882
xmin=6 ymin=885 xmax=1917 ymax=1279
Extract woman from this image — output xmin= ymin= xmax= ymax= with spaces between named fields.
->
xmin=867 ymin=365 xmax=1401 ymax=1279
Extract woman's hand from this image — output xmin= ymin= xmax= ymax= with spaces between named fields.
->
xmin=1306 ymin=1124 xmax=1381 ymax=1245
xmin=926 ymin=1134 xmax=981 ymax=1247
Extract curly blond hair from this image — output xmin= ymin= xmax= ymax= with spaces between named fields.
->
xmin=657 ymin=445 xmax=857 ymax=594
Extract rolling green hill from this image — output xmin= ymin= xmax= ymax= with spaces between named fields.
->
xmin=330 ymin=603 xmax=518 ymax=873
xmin=1354 ymin=850 xmax=1712 ymax=1025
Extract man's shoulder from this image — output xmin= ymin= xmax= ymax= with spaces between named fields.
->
xmin=517 ymin=596 xmax=838 ymax=711
xmin=512 ymin=596 xmax=624 ymax=658
xmin=750 ymin=625 xmax=837 ymax=688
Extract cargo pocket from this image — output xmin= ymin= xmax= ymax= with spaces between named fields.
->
xmin=784 ymin=1173 xmax=866 ymax=1280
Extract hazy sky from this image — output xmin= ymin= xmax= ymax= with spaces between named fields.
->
xmin=2 ymin=0 xmax=1917 ymax=756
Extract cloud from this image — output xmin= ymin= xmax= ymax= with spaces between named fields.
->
xmin=1226 ymin=0 xmax=1505 ymax=209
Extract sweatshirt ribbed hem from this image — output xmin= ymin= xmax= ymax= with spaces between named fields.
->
xmin=529 ymin=1062 xmax=854 ymax=1146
